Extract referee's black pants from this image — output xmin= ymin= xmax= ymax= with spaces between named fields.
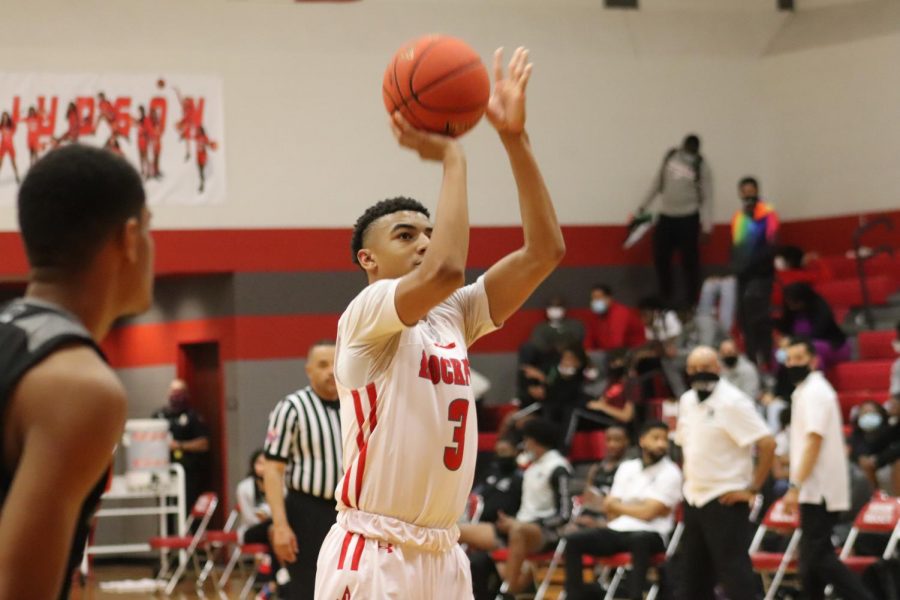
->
xmin=679 ymin=499 xmax=762 ymax=600
xmin=564 ymin=528 xmax=666 ymax=600
xmin=284 ymin=491 xmax=337 ymax=600
xmin=798 ymin=503 xmax=876 ymax=600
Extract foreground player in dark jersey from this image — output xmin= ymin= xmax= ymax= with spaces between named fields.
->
xmin=0 ymin=144 xmax=153 ymax=599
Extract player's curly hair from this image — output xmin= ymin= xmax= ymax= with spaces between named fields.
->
xmin=350 ymin=196 xmax=430 ymax=266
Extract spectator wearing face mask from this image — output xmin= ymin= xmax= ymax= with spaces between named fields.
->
xmin=634 ymin=297 xmax=686 ymax=398
xmin=584 ymin=284 xmax=646 ymax=352
xmin=542 ymin=346 xmax=591 ymax=436
xmin=675 ymin=346 xmax=775 ymax=600
xmin=731 ymin=177 xmax=780 ymax=368
xmin=852 ymin=400 xmax=900 ymax=495
xmin=527 ymin=295 xmax=585 ymax=361
xmin=780 ymin=338 xmax=877 ymax=600
xmin=563 ymin=351 xmax=635 ymax=453
xmin=718 ymin=339 xmax=761 ymax=400
xmin=776 ymin=282 xmax=850 ymax=371
xmin=152 ymin=378 xmax=210 ymax=513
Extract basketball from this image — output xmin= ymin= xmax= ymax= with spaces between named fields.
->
xmin=382 ymin=34 xmax=490 ymax=138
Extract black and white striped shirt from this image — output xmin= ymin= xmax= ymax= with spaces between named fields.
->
xmin=264 ymin=386 xmax=342 ymax=499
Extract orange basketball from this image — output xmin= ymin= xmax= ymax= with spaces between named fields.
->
xmin=383 ymin=35 xmax=490 ymax=138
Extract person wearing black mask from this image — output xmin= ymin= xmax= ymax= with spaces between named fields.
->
xmin=152 ymin=379 xmax=210 ymax=514
xmin=719 ymin=338 xmax=761 ymax=401
xmin=730 ymin=177 xmax=780 ymax=368
xmin=563 ymin=421 xmax=682 ymax=600
xmin=781 ymin=338 xmax=877 ymax=600
xmin=675 ymin=346 xmax=775 ymax=600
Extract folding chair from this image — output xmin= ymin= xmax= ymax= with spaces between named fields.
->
xmin=596 ymin=504 xmax=684 ymax=600
xmin=149 ymin=492 xmax=218 ymax=596
xmin=197 ymin=509 xmax=240 ymax=591
xmin=837 ymin=491 xmax=900 ymax=572
xmin=749 ymin=498 xmax=801 ymax=600
xmin=218 ymin=541 xmax=273 ymax=600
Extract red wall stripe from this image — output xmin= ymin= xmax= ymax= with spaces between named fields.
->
xmin=3 ymin=210 xmax=897 ymax=278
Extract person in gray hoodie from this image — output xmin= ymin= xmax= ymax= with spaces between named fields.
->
xmin=638 ymin=134 xmax=713 ymax=309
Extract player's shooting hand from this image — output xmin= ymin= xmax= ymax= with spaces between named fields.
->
xmin=487 ymin=47 xmax=532 ymax=136
xmin=390 ymin=111 xmax=462 ymax=163
xmin=272 ymin=522 xmax=299 ymax=564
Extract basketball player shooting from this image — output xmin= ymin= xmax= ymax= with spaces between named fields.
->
xmin=315 ymin=47 xmax=565 ymax=599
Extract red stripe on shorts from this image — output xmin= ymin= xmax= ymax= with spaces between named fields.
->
xmin=350 ymin=534 xmax=365 ymax=571
xmin=337 ymin=532 xmax=354 ymax=570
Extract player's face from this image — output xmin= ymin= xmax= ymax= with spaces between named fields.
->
xmin=361 ymin=211 xmax=432 ymax=281
xmin=306 ymin=344 xmax=337 ymax=400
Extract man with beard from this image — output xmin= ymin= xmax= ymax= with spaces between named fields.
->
xmin=675 ymin=346 xmax=775 ymax=600
xmin=563 ymin=420 xmax=682 ymax=600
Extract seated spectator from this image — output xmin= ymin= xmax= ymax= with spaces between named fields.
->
xmin=573 ymin=426 xmax=632 ymax=529
xmin=584 ymin=284 xmax=646 ymax=351
xmin=564 ymin=352 xmax=635 ymax=448
xmin=775 ymin=282 xmax=850 ymax=370
xmin=852 ymin=400 xmax=900 ymax=495
xmin=771 ymin=245 xmax=834 ymax=306
xmin=466 ymin=438 xmax=523 ymax=600
xmin=473 ymin=438 xmax=524 ymax=525
xmin=564 ymin=421 xmax=683 ymax=600
xmin=236 ymin=449 xmax=272 ymax=542
xmin=236 ymin=449 xmax=277 ymax=596
xmin=527 ymin=295 xmax=585 ymax=366
xmin=458 ymin=419 xmax=572 ymax=598
xmin=697 ymin=274 xmax=737 ymax=347
xmin=635 ymin=297 xmax=686 ymax=397
xmin=719 ymin=338 xmax=761 ymax=401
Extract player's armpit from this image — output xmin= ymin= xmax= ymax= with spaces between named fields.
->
xmin=0 ymin=347 xmax=126 ymax=600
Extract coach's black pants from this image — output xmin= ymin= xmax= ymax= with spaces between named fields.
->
xmin=284 ymin=491 xmax=337 ymax=600
xmin=679 ymin=500 xmax=762 ymax=600
xmin=653 ymin=212 xmax=701 ymax=308
xmin=565 ymin=528 xmax=665 ymax=600
xmin=799 ymin=503 xmax=876 ymax=600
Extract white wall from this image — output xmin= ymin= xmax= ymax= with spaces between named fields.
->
xmin=0 ymin=0 xmax=782 ymax=231
xmin=0 ymin=0 xmax=894 ymax=230
xmin=759 ymin=0 xmax=900 ymax=219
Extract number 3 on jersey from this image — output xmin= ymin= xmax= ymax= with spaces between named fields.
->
xmin=443 ymin=398 xmax=469 ymax=471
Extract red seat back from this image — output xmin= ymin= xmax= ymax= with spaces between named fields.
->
xmin=853 ymin=493 xmax=900 ymax=534
xmin=762 ymin=499 xmax=799 ymax=530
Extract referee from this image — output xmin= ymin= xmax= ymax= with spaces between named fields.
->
xmin=263 ymin=340 xmax=342 ymax=599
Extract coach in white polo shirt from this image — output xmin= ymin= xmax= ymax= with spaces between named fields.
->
xmin=675 ymin=346 xmax=775 ymax=600
xmin=781 ymin=337 xmax=876 ymax=600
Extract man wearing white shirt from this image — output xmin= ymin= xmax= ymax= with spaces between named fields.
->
xmin=781 ymin=338 xmax=876 ymax=600
xmin=675 ymin=346 xmax=775 ymax=600
xmin=563 ymin=420 xmax=682 ymax=600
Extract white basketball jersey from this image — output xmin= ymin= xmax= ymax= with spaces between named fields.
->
xmin=333 ymin=276 xmax=498 ymax=530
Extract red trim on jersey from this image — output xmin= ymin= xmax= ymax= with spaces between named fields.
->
xmin=352 ymin=383 xmax=378 ymax=507
xmin=350 ymin=534 xmax=365 ymax=571
xmin=337 ymin=531 xmax=354 ymax=570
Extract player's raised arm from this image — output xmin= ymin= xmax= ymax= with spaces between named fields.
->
xmin=383 ymin=114 xmax=469 ymax=325
xmin=483 ymin=47 xmax=565 ymax=324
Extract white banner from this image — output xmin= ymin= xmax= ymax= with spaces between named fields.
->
xmin=0 ymin=72 xmax=225 ymax=206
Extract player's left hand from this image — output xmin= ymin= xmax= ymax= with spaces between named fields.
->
xmin=486 ymin=47 xmax=532 ymax=136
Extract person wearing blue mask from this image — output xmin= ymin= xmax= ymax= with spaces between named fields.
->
xmin=584 ymin=283 xmax=646 ymax=352
xmin=781 ymin=337 xmax=876 ymax=600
